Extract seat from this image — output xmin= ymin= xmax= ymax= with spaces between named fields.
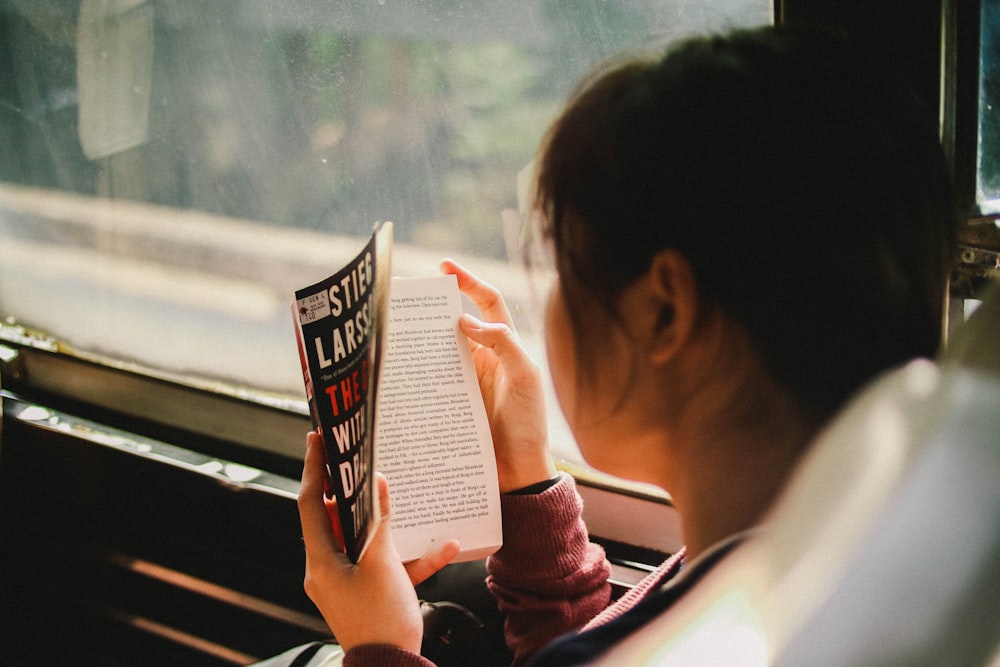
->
xmin=593 ymin=280 xmax=1000 ymax=666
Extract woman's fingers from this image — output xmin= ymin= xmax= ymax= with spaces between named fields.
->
xmin=458 ymin=313 xmax=532 ymax=377
xmin=298 ymin=431 xmax=345 ymax=556
xmin=441 ymin=258 xmax=515 ymax=330
xmin=369 ymin=474 xmax=404 ymax=560
xmin=404 ymin=539 xmax=462 ymax=586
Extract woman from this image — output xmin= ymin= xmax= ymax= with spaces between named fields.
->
xmin=295 ymin=24 xmax=953 ymax=666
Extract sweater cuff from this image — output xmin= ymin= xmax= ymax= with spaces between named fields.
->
xmin=489 ymin=473 xmax=592 ymax=582
xmin=343 ymin=644 xmax=434 ymax=667
xmin=508 ymin=475 xmax=561 ymax=495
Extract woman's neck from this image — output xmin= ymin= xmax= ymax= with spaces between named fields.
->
xmin=670 ymin=414 xmax=814 ymax=560
xmin=660 ymin=325 xmax=820 ymax=560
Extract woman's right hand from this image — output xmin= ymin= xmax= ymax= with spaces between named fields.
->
xmin=441 ymin=259 xmax=556 ymax=493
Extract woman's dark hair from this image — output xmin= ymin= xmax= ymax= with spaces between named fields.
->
xmin=535 ymin=24 xmax=954 ymax=419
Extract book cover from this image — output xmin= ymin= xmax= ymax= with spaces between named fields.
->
xmin=292 ymin=223 xmax=392 ymax=563
xmin=292 ymin=222 xmax=501 ymax=564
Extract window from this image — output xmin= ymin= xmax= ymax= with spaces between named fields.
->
xmin=978 ymin=0 xmax=1000 ymax=213
xmin=0 ymin=0 xmax=771 ymax=465
xmin=946 ymin=0 xmax=1000 ymax=305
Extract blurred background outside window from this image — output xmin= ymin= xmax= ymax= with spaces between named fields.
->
xmin=0 ymin=0 xmax=771 ymax=463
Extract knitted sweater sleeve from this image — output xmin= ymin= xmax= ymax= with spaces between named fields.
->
xmin=342 ymin=645 xmax=434 ymax=667
xmin=486 ymin=473 xmax=612 ymax=665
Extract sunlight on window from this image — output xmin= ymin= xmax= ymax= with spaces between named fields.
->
xmin=0 ymin=1 xmax=771 ymax=464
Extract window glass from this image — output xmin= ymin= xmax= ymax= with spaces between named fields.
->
xmin=0 ymin=0 xmax=771 ymax=463
xmin=979 ymin=0 xmax=1000 ymax=213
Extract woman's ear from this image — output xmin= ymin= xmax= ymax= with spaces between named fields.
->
xmin=646 ymin=250 xmax=699 ymax=364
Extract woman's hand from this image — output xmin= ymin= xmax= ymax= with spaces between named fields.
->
xmin=441 ymin=259 xmax=556 ymax=492
xmin=298 ymin=432 xmax=459 ymax=651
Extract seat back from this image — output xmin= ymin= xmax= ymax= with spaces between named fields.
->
xmin=594 ymin=280 xmax=1000 ymax=666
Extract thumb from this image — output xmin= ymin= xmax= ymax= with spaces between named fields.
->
xmin=367 ymin=474 xmax=403 ymax=562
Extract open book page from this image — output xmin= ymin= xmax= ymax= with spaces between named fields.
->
xmin=376 ymin=275 xmax=502 ymax=563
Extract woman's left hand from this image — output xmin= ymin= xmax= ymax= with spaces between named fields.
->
xmin=298 ymin=431 xmax=459 ymax=652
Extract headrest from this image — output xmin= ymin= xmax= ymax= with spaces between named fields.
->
xmin=591 ymin=284 xmax=1000 ymax=665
